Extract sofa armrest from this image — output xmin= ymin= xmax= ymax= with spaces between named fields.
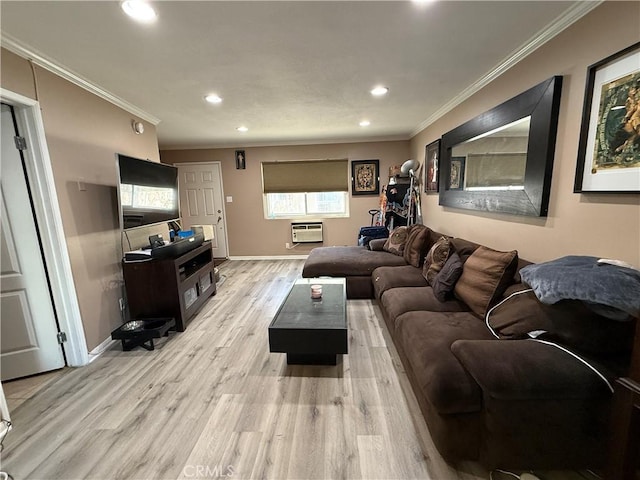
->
xmin=368 ymin=238 xmax=387 ymax=251
xmin=451 ymin=339 xmax=614 ymax=401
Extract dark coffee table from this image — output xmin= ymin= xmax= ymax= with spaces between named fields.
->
xmin=268 ymin=278 xmax=347 ymax=365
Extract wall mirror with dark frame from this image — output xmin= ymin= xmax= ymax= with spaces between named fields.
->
xmin=439 ymin=76 xmax=563 ymax=217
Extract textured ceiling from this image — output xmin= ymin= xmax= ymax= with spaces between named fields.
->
xmin=0 ymin=1 xmax=594 ymax=149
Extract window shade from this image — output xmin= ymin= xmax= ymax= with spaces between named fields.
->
xmin=262 ymin=159 xmax=348 ymax=193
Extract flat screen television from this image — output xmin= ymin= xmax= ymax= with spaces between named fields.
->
xmin=117 ymin=154 xmax=180 ymax=230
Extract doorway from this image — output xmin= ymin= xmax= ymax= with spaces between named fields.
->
xmin=177 ymin=162 xmax=229 ymax=258
xmin=0 ymin=103 xmax=65 ymax=380
xmin=0 ymin=88 xmax=88 ymax=370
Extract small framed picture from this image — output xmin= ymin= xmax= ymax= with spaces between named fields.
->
xmin=424 ymin=139 xmax=440 ymax=193
xmin=351 ymin=160 xmax=380 ymax=196
xmin=235 ymin=150 xmax=246 ymax=170
xmin=575 ymin=42 xmax=640 ymax=193
xmin=449 ymin=157 xmax=465 ymax=190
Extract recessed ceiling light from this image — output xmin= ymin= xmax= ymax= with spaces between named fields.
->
xmin=205 ymin=94 xmax=223 ymax=104
xmin=121 ymin=1 xmax=157 ymax=23
xmin=370 ymin=86 xmax=389 ymax=96
xmin=236 ymin=126 xmax=248 ymax=132
xmin=359 ymin=120 xmax=371 ymax=127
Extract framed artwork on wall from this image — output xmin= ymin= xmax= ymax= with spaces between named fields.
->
xmin=449 ymin=157 xmax=465 ymax=190
xmin=424 ymin=139 xmax=440 ymax=193
xmin=575 ymin=42 xmax=640 ymax=193
xmin=351 ymin=159 xmax=380 ymax=195
xmin=235 ymin=150 xmax=246 ymax=170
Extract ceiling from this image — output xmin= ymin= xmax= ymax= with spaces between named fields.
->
xmin=0 ymin=1 xmax=596 ymax=149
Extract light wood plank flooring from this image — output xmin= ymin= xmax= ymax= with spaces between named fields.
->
xmin=1 ymin=260 xmax=598 ymax=480
xmin=2 ymin=368 xmax=66 ymax=411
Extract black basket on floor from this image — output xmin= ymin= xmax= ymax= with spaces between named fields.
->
xmin=111 ymin=317 xmax=175 ymax=351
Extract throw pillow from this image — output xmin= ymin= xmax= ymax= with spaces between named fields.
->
xmin=368 ymin=238 xmax=387 ymax=251
xmin=431 ymin=252 xmax=464 ymax=302
xmin=422 ymin=236 xmax=451 ymax=285
xmin=383 ymin=226 xmax=408 ymax=256
xmin=454 ymin=246 xmax=518 ymax=317
xmin=403 ymin=225 xmax=431 ymax=268
xmin=487 ymin=286 xmax=635 ymax=355
xmin=450 ymin=237 xmax=481 ymax=262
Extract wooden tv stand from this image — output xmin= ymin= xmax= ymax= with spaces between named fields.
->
xmin=123 ymin=241 xmax=216 ymax=331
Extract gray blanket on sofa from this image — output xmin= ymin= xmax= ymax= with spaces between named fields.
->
xmin=520 ymin=256 xmax=640 ymax=320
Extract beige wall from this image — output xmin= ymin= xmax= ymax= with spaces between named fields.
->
xmin=1 ymin=48 xmax=162 ymax=351
xmin=161 ymin=141 xmax=410 ymax=256
xmin=411 ymin=1 xmax=640 ymax=266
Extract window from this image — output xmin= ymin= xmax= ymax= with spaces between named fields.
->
xmin=265 ymin=192 xmax=348 ymax=218
xmin=262 ymin=159 xmax=349 ymax=219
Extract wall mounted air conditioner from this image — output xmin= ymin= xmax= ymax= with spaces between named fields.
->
xmin=291 ymin=222 xmax=323 ymax=243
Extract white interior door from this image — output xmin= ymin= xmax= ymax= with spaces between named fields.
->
xmin=177 ymin=162 xmax=228 ymax=258
xmin=1 ymin=104 xmax=65 ymax=381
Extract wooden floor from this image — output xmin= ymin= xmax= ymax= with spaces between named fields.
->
xmin=1 ymin=260 xmax=598 ymax=480
xmin=2 ymin=368 xmax=66 ymax=411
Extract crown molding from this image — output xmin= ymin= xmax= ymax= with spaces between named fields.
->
xmin=1 ymin=33 xmax=161 ymax=125
xmin=411 ymin=0 xmax=602 ymax=138
xmin=159 ymin=133 xmax=410 ymax=150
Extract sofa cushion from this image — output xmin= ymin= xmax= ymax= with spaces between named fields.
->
xmin=514 ymin=257 xmax=534 ymax=284
xmin=383 ymin=226 xmax=409 ymax=256
xmin=425 ymin=228 xmax=448 ymax=252
xmin=454 ymin=246 xmax=518 ymax=317
xmin=381 ymin=286 xmax=470 ymax=323
xmin=432 ymin=252 xmax=464 ymax=302
xmin=450 ymin=237 xmax=481 ymax=262
xmin=403 ymin=225 xmax=430 ymax=268
xmin=451 ymin=339 xmax=616 ymax=401
xmin=372 ymin=265 xmax=426 ymax=300
xmin=488 ymin=286 xmax=636 ymax=356
xmin=395 ymin=311 xmax=494 ymax=414
xmin=368 ymin=238 xmax=387 ymax=251
xmin=423 ymin=236 xmax=451 ymax=285
xmin=302 ymin=246 xmax=407 ymax=278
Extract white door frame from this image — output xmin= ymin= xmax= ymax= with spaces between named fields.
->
xmin=1 ymin=88 xmax=88 ymax=366
xmin=174 ymin=161 xmax=230 ymax=258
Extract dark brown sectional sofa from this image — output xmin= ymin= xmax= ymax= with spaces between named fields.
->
xmin=302 ymin=224 xmax=636 ymax=470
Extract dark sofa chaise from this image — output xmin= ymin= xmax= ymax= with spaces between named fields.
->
xmin=302 ymin=224 xmax=636 ymax=470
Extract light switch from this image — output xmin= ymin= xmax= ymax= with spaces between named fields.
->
xmin=226 ymin=196 xmax=233 ymax=203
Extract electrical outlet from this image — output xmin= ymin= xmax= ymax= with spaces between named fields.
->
xmin=119 ymin=298 xmax=125 ymax=312
xmin=285 ymin=242 xmax=291 ymax=249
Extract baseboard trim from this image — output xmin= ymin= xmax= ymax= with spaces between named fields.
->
xmin=228 ymin=255 xmax=309 ymax=260
xmin=88 ymin=336 xmax=117 ymax=363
